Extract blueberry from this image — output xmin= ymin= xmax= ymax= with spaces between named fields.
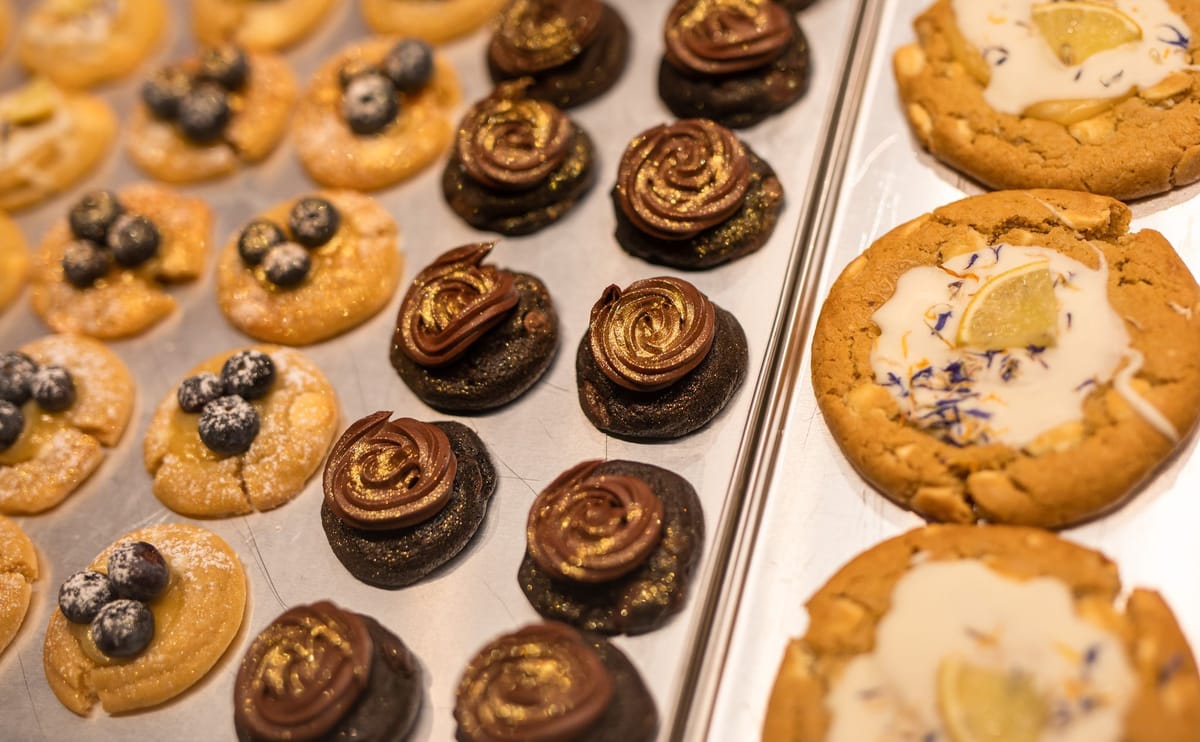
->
xmin=383 ymin=39 xmax=434 ymax=92
xmin=342 ymin=71 xmax=399 ymax=136
xmin=177 ymin=83 xmax=231 ymax=144
xmin=237 ymin=219 xmax=285 ymax=267
xmin=0 ymin=351 xmax=37 ymax=405
xmin=141 ymin=66 xmax=192 ymax=120
xmin=107 ymin=214 xmax=161 ymax=267
xmin=197 ymin=45 xmax=249 ymax=91
xmin=58 ymin=570 xmax=116 ymax=624
xmin=338 ymin=60 xmax=381 ymax=90
xmin=288 ymin=197 xmax=340 ymax=248
xmin=177 ymin=372 xmax=225 ymax=413
xmin=0 ymin=400 xmax=23 ymax=451
xmin=263 ymin=243 xmax=311 ymax=287
xmin=107 ymin=541 xmax=169 ymax=602
xmin=199 ymin=395 xmax=260 ymax=456
xmin=68 ymin=190 xmax=124 ymax=243
xmin=31 ymin=365 xmax=75 ymax=412
xmin=62 ymin=240 xmax=112 ymax=288
xmin=91 ymin=599 xmax=155 ymax=658
xmin=220 ymin=350 xmax=275 ymax=400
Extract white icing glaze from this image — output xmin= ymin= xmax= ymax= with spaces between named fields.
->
xmin=25 ymin=0 xmax=121 ymax=48
xmin=0 ymin=90 xmax=73 ymax=175
xmin=870 ymin=244 xmax=1177 ymax=447
xmin=826 ymin=560 xmax=1136 ymax=742
xmin=950 ymin=0 xmax=1193 ymax=114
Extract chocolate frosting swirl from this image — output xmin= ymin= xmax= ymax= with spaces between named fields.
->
xmin=664 ymin=0 xmax=794 ymax=75
xmin=457 ymin=82 xmax=574 ymax=191
xmin=615 ymin=119 xmax=751 ymax=240
xmin=397 ymin=243 xmax=520 ymax=367
xmin=324 ymin=412 xmax=457 ymax=530
xmin=588 ymin=276 xmax=716 ymax=391
xmin=489 ymin=0 xmax=604 ymax=75
xmin=527 ymin=460 xmax=664 ymax=583
xmin=235 ymin=601 xmax=373 ymax=742
xmin=455 ymin=622 xmax=614 ymax=742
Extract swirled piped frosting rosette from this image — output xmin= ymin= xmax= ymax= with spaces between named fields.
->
xmin=665 ymin=0 xmax=794 ymax=75
xmin=324 ymin=412 xmax=457 ymax=530
xmin=489 ymin=0 xmax=604 ymax=75
xmin=457 ymin=83 xmax=574 ymax=191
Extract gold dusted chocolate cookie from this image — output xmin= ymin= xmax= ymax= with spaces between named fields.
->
xmin=813 ymin=190 xmax=1200 ymax=527
xmin=361 ymin=0 xmax=510 ymax=43
xmin=0 ymin=78 xmax=115 ymax=213
xmin=0 ymin=335 xmax=134 ymax=515
xmin=895 ymin=0 xmax=1200 ymax=199
xmin=192 ymin=0 xmax=337 ymax=51
xmin=217 ymin=191 xmax=402 ymax=345
xmin=763 ymin=525 xmax=1200 ymax=741
xmin=0 ymin=214 xmax=28 ymax=311
xmin=0 ymin=515 xmax=37 ymax=656
xmin=18 ymin=0 xmax=166 ymax=89
xmin=31 ymin=185 xmax=212 ymax=340
xmin=144 ymin=346 xmax=339 ymax=518
xmin=295 ymin=37 xmax=460 ymax=190
xmin=43 ymin=523 xmax=246 ymax=715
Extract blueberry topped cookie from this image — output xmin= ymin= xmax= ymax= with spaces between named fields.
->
xmin=361 ymin=0 xmax=511 ymax=44
xmin=192 ymin=0 xmax=337 ymax=51
xmin=812 ymin=189 xmax=1200 ymax=527
xmin=18 ymin=0 xmax=166 ymax=89
xmin=0 ymin=515 xmax=38 ymax=657
xmin=895 ymin=0 xmax=1200 ymax=199
xmin=129 ymin=45 xmax=296 ymax=183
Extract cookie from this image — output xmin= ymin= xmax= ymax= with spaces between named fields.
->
xmin=361 ymin=0 xmax=510 ymax=43
xmin=321 ymin=413 xmax=497 ymax=588
xmin=612 ymin=119 xmax=784 ymax=269
xmin=234 ymin=601 xmax=422 ymax=741
xmin=812 ymin=189 xmax=1200 ymax=527
xmin=0 ymin=79 xmax=116 ymax=213
xmin=294 ymin=37 xmax=460 ymax=190
xmin=31 ymin=185 xmax=212 ymax=340
xmin=0 ymin=516 xmax=37 ymax=656
xmin=658 ymin=0 xmax=811 ymax=129
xmin=192 ymin=0 xmax=337 ymax=51
xmin=217 ymin=191 xmax=401 ymax=345
xmin=443 ymin=81 xmax=597 ymax=235
xmin=519 ymin=459 xmax=704 ymax=635
xmin=0 ymin=335 xmax=134 ymax=515
xmin=487 ymin=0 xmax=630 ymax=109
xmin=0 ymin=214 xmax=28 ymax=311
xmin=18 ymin=0 xmax=166 ymax=89
xmin=390 ymin=242 xmax=558 ymax=413
xmin=129 ymin=46 xmax=296 ymax=183
xmin=762 ymin=525 xmax=1200 ymax=741
xmin=894 ymin=0 xmax=1200 ymax=199
xmin=576 ymin=276 xmax=748 ymax=440
xmin=44 ymin=523 xmax=246 ymax=715
xmin=144 ymin=346 xmax=339 ymax=518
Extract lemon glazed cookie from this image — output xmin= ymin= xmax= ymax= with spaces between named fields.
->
xmin=0 ymin=516 xmax=38 ymax=657
xmin=763 ymin=525 xmax=1200 ymax=742
xmin=361 ymin=0 xmax=509 ymax=43
xmin=44 ymin=523 xmax=246 ymax=715
xmin=0 ymin=78 xmax=115 ymax=213
xmin=192 ymin=0 xmax=337 ymax=51
xmin=145 ymin=347 xmax=338 ymax=518
xmin=31 ymin=186 xmax=212 ymax=340
xmin=218 ymin=191 xmax=402 ymax=345
xmin=0 ymin=214 xmax=29 ymax=312
xmin=295 ymin=37 xmax=460 ymax=190
xmin=813 ymin=189 xmax=1200 ymax=527
xmin=18 ymin=0 xmax=166 ymax=89
xmin=895 ymin=0 xmax=1200 ymax=200
xmin=0 ymin=335 xmax=134 ymax=516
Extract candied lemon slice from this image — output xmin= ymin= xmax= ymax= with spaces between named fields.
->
xmin=956 ymin=261 xmax=1058 ymax=350
xmin=0 ymin=78 xmax=59 ymax=126
xmin=937 ymin=656 xmax=1048 ymax=742
xmin=1032 ymin=1 xmax=1142 ymax=66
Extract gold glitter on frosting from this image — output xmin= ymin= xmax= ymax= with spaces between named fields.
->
xmin=665 ymin=0 xmax=793 ymax=75
xmin=456 ymin=81 xmax=574 ymax=191
xmin=589 ymin=276 xmax=716 ymax=391
xmin=489 ymin=0 xmax=603 ymax=74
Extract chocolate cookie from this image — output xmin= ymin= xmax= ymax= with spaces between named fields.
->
xmin=455 ymin=622 xmax=657 ymax=742
xmin=658 ymin=0 xmax=811 ymax=129
xmin=518 ymin=460 xmax=704 ymax=635
xmin=321 ymin=414 xmax=497 ymax=589
xmin=576 ymin=277 xmax=748 ymax=440
xmin=487 ymin=0 xmax=630 ymax=109
xmin=613 ymin=119 xmax=784 ymax=269
xmin=443 ymin=82 xmax=597 ymax=235
xmin=390 ymin=243 xmax=558 ymax=413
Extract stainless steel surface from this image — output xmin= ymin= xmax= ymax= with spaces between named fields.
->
xmin=0 ymin=1 xmax=862 ymax=740
xmin=706 ymin=0 xmax=1200 ymax=736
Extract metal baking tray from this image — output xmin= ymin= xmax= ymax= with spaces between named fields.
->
xmin=696 ymin=0 xmax=1200 ymax=736
xmin=0 ymin=0 xmax=866 ymax=739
